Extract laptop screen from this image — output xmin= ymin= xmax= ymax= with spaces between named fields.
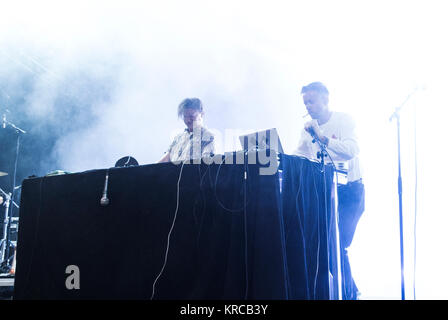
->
xmin=239 ymin=128 xmax=284 ymax=154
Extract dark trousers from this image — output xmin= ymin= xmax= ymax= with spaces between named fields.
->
xmin=337 ymin=180 xmax=365 ymax=300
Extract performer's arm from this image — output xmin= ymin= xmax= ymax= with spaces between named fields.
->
xmin=201 ymin=132 xmax=215 ymax=157
xmin=158 ymin=135 xmax=179 ymax=163
xmin=326 ymin=116 xmax=359 ymax=160
xmin=158 ymin=152 xmax=171 ymax=163
xmin=305 ymin=116 xmax=359 ymax=161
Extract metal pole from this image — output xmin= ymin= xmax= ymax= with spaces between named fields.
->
xmin=389 ymin=88 xmax=420 ymax=301
xmin=332 ymin=172 xmax=343 ymax=300
xmin=396 ymin=116 xmax=406 ymax=300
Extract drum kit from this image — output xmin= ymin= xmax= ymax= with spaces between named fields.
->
xmin=0 ymin=111 xmax=26 ymax=276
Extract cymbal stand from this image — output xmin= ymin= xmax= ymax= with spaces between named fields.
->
xmin=0 ymin=188 xmax=12 ymax=272
xmin=0 ymin=114 xmax=25 ymax=273
xmin=0 ymin=186 xmax=21 ymax=272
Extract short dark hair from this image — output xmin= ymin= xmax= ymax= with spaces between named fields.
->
xmin=177 ymin=98 xmax=204 ymax=118
xmin=301 ymin=82 xmax=329 ymax=96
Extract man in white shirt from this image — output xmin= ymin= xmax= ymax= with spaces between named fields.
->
xmin=293 ymin=82 xmax=365 ymax=300
xmin=158 ymin=98 xmax=215 ymax=163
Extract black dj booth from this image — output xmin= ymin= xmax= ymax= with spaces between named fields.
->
xmin=13 ymin=152 xmax=338 ymax=300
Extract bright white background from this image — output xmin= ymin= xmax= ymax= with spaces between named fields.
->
xmin=1 ymin=0 xmax=447 ymax=299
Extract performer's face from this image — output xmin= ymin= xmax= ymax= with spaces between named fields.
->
xmin=302 ymin=91 xmax=328 ymax=120
xmin=183 ymin=109 xmax=203 ymax=131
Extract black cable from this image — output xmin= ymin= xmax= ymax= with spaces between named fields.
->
xmin=194 ymin=162 xmax=210 ymax=249
xmin=150 ymin=160 xmax=186 ymax=300
xmin=323 ymin=149 xmax=342 ymax=300
xmin=313 ymin=138 xmax=340 ymax=299
xmin=311 ymin=167 xmax=322 ymax=299
xmin=294 ymin=158 xmax=311 ymax=299
xmin=243 ymin=152 xmax=249 ymax=299
xmin=214 ymin=152 xmax=250 ymax=213
xmin=212 ymin=151 xmax=251 ymax=298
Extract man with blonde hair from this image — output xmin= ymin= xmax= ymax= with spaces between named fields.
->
xmin=294 ymin=82 xmax=365 ymax=300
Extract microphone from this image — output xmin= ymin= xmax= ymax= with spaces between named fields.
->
xmin=306 ymin=127 xmax=318 ymax=143
xmin=100 ymin=172 xmax=110 ymax=206
xmin=308 ymin=127 xmax=327 ymax=146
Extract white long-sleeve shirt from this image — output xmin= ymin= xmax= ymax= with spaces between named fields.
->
xmin=293 ymin=112 xmax=362 ymax=182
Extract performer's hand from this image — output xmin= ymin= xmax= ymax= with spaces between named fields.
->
xmin=304 ymin=120 xmax=328 ymax=145
xmin=304 ymin=120 xmax=321 ymax=139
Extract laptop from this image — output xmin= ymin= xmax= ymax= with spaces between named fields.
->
xmin=239 ymin=128 xmax=284 ymax=154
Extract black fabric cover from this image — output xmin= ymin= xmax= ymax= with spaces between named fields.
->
xmin=13 ymin=153 xmax=335 ymax=300
xmin=279 ymin=154 xmax=337 ymax=300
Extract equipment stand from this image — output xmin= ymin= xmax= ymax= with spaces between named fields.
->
xmin=389 ymin=87 xmax=419 ymax=300
xmin=0 ymin=115 xmax=25 ymax=273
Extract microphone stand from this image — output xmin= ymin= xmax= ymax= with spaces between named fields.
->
xmin=0 ymin=115 xmax=26 ymax=273
xmin=389 ymin=87 xmax=420 ymax=300
xmin=389 ymin=105 xmax=406 ymax=300
xmin=313 ymin=134 xmax=343 ymax=300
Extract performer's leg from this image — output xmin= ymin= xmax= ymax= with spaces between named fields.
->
xmin=337 ymin=181 xmax=365 ymax=300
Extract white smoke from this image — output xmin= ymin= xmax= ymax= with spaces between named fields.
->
xmin=1 ymin=0 xmax=448 ymax=299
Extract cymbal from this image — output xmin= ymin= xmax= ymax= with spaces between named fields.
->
xmin=0 ymin=172 xmax=8 ymax=177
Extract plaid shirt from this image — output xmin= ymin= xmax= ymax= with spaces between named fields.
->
xmin=167 ymin=127 xmax=215 ymax=162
